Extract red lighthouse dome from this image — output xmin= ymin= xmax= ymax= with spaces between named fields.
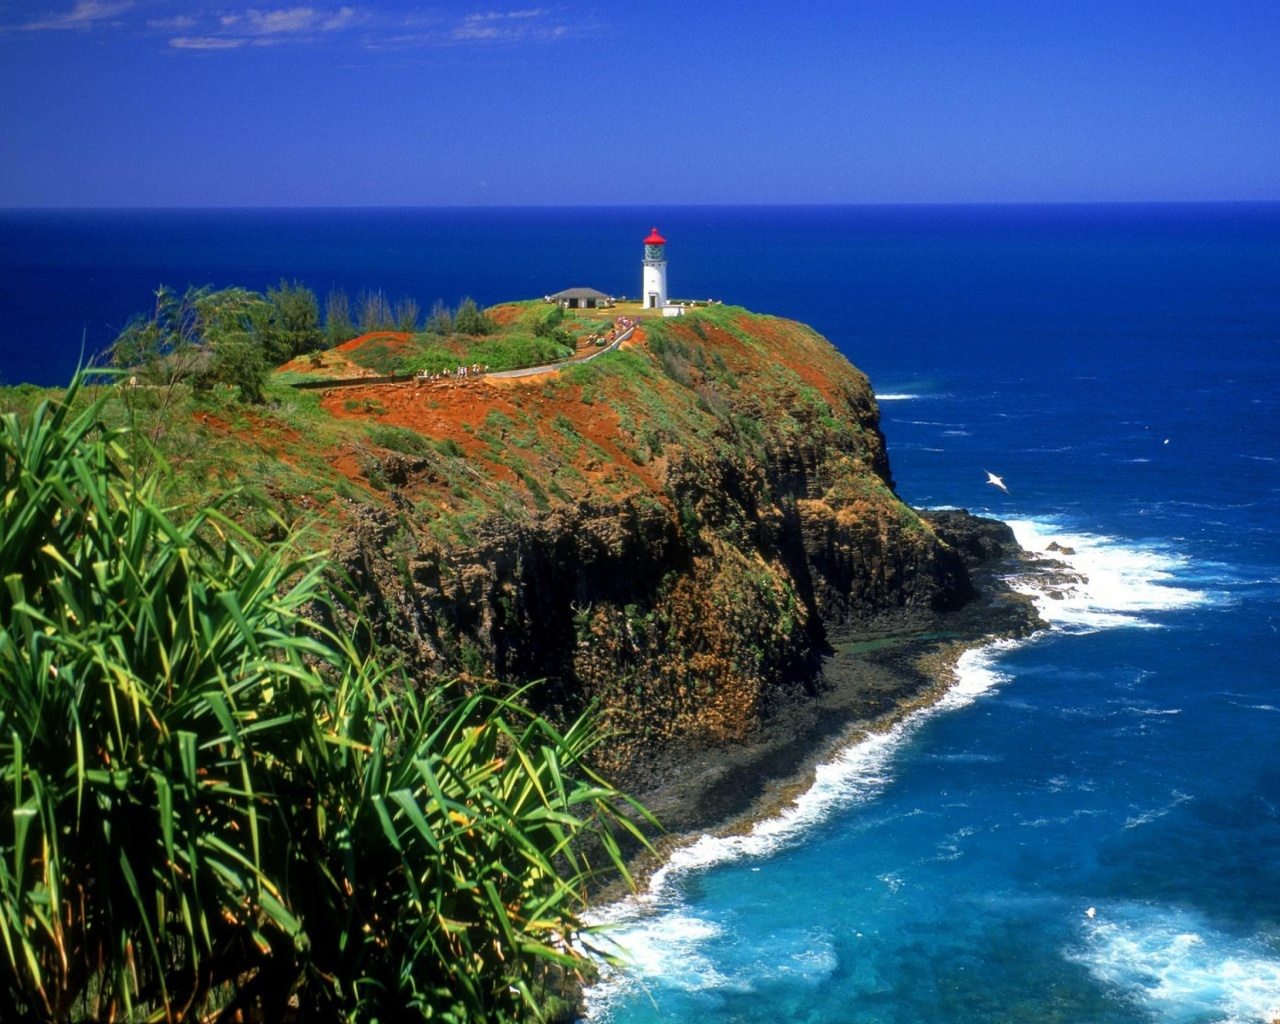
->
xmin=643 ymin=227 xmax=666 ymax=245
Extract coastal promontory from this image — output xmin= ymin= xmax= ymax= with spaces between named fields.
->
xmin=207 ymin=300 xmax=1040 ymax=821
xmin=0 ymin=295 xmax=1044 ymax=1020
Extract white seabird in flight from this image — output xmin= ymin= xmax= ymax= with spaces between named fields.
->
xmin=985 ymin=470 xmax=1009 ymax=494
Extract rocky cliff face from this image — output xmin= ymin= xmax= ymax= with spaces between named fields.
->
xmin=325 ymin=306 xmax=1007 ymax=779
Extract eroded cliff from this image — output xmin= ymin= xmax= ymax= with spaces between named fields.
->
xmin=314 ymin=304 xmax=1023 ymax=783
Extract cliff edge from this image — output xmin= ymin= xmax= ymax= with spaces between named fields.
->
xmin=305 ymin=304 xmax=1039 ymax=805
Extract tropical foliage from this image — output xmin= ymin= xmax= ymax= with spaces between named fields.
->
xmin=0 ymin=374 xmax=649 ymax=1022
xmin=113 ymin=282 xmax=324 ymax=401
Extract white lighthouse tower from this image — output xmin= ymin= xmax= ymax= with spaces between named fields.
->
xmin=642 ymin=227 xmax=668 ymax=310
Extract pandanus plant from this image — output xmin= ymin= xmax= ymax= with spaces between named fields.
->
xmin=0 ymin=373 xmax=651 ymax=1022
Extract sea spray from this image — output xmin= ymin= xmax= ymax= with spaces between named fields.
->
xmin=1067 ymin=903 xmax=1280 ymax=1024
xmin=1005 ymin=518 xmax=1216 ymax=630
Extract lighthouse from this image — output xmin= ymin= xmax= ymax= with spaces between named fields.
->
xmin=642 ymin=227 xmax=668 ymax=310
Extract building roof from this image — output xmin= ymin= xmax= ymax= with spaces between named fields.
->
xmin=644 ymin=227 xmax=666 ymax=245
xmin=549 ymin=287 xmax=611 ymax=300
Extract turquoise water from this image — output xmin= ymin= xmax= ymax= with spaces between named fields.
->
xmin=3 ymin=204 xmax=1279 ymax=1022
xmin=586 ymin=526 xmax=1277 ymax=1023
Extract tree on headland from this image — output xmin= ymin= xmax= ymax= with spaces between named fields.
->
xmin=210 ymin=331 xmax=269 ymax=402
xmin=453 ymin=295 xmax=495 ymax=336
xmin=114 ymin=283 xmax=505 ymax=397
xmin=114 ymin=283 xmax=323 ymax=402
xmin=325 ymin=288 xmax=357 ymax=345
xmin=394 ymin=296 xmax=420 ymax=332
xmin=0 ymin=372 xmax=653 ymax=1023
xmin=264 ymin=278 xmax=324 ymax=362
xmin=112 ymin=285 xmax=251 ymax=421
xmin=357 ymin=289 xmax=394 ymax=332
xmin=112 ymin=284 xmax=210 ymax=390
xmin=424 ymin=298 xmax=453 ymax=335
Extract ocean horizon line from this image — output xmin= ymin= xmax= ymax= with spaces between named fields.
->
xmin=4 ymin=199 xmax=1279 ymax=214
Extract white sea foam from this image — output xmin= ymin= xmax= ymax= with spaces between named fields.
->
xmin=874 ymin=392 xmax=921 ymax=401
xmin=1004 ymin=518 xmax=1215 ymax=631
xmin=1068 ymin=903 xmax=1280 ymax=1024
xmin=582 ymin=645 xmax=1013 ymax=1017
xmin=1122 ymin=789 xmax=1194 ymax=829
xmin=584 ymin=520 xmax=1220 ymax=1019
xmin=582 ymin=915 xmax=838 ymax=1018
xmin=587 ymin=912 xmax=729 ymax=996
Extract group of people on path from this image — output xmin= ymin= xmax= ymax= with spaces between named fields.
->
xmin=585 ymin=316 xmax=636 ymax=348
xmin=415 ymin=364 xmax=489 ymax=385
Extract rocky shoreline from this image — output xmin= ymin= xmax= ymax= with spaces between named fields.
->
xmin=608 ymin=508 xmax=1049 ymax=878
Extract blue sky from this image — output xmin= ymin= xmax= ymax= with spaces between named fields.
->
xmin=2 ymin=0 xmax=1277 ymax=206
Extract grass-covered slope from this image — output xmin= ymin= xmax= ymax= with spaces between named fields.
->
xmin=1 ymin=303 xmax=971 ymax=783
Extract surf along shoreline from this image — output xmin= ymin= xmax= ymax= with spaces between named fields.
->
xmin=598 ymin=508 xmax=1067 ymax=899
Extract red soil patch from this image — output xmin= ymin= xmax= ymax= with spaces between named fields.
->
xmin=485 ymin=304 xmax=526 ymax=328
xmin=193 ymin=412 xmax=231 ymax=432
xmin=730 ymin=314 xmax=849 ymax=392
xmin=276 ymin=310 xmax=865 ymax=509
xmin=661 ymin=313 xmax=859 ymax=410
xmin=336 ymin=331 xmax=415 ymax=354
xmin=317 ymin=369 xmax=665 ymax=501
xmin=277 ymin=332 xmax=418 ymax=380
xmin=191 ymin=411 xmax=308 ymax=494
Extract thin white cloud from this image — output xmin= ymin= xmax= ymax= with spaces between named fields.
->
xmin=214 ymin=6 xmax=360 ymax=35
xmin=321 ymin=7 xmax=355 ymax=30
xmin=6 ymin=2 xmax=590 ymax=51
xmin=168 ymin=35 xmax=247 ymax=49
xmin=161 ymin=5 xmax=363 ymax=48
xmin=244 ymin=8 xmax=325 ymax=35
xmin=451 ymin=8 xmax=569 ymax=43
xmin=22 ymin=0 xmax=133 ymax=30
xmin=148 ymin=14 xmax=198 ymax=31
xmin=360 ymin=8 xmax=589 ymax=52
xmin=453 ymin=8 xmax=532 ymax=40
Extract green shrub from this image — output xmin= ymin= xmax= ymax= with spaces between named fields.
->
xmin=452 ymin=297 xmax=495 ymax=336
xmin=368 ymin=423 xmax=433 ymax=456
xmin=397 ymin=341 xmax=465 ymax=376
xmin=0 ymin=374 xmax=653 ymax=1023
xmin=467 ymin=333 xmax=569 ymax=372
xmin=435 ymin=437 xmax=466 ymax=458
xmin=347 ymin=339 xmax=401 ymax=375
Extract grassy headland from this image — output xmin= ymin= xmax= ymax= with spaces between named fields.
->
xmin=0 ymin=290 xmax=1042 ymax=1020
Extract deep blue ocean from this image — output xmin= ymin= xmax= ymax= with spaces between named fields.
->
xmin=3 ymin=204 xmax=1279 ymax=1022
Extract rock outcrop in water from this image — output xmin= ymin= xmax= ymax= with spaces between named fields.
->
xmin=312 ymin=304 xmax=1037 ymax=787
